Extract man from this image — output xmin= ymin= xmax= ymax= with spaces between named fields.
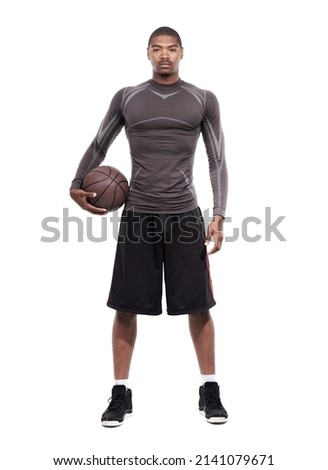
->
xmin=70 ymin=26 xmax=228 ymax=426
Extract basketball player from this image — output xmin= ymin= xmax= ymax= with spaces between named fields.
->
xmin=70 ymin=27 xmax=228 ymax=426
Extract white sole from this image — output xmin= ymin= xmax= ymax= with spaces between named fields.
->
xmin=199 ymin=409 xmax=228 ymax=424
xmin=101 ymin=411 xmax=133 ymax=427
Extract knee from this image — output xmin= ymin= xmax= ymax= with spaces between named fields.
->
xmin=189 ymin=310 xmax=211 ymax=326
xmin=116 ymin=311 xmax=137 ymax=323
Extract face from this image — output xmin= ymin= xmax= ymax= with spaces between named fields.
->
xmin=147 ymin=35 xmax=183 ymax=78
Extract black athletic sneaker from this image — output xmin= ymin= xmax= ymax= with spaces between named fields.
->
xmin=101 ymin=385 xmax=133 ymax=427
xmin=199 ymin=382 xmax=228 ymax=424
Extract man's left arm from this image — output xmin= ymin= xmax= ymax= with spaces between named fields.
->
xmin=201 ymin=91 xmax=228 ymax=254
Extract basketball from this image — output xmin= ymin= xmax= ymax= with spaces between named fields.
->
xmin=81 ymin=165 xmax=129 ymax=212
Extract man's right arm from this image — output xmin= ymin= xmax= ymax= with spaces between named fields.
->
xmin=69 ymin=89 xmax=125 ymax=213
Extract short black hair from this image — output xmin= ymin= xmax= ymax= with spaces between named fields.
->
xmin=148 ymin=27 xmax=182 ymax=47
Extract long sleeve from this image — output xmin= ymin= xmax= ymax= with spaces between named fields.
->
xmin=70 ymin=89 xmax=125 ymax=189
xmin=201 ymin=91 xmax=228 ymax=217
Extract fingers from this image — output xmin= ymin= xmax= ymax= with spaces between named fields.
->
xmin=82 ymin=196 xmax=107 ymax=215
xmin=83 ymin=203 xmax=108 ymax=215
xmin=70 ymin=189 xmax=107 ymax=215
xmin=85 ymin=191 xmax=97 ymax=198
xmin=208 ymin=244 xmax=220 ymax=255
xmin=205 ymin=230 xmax=224 ymax=255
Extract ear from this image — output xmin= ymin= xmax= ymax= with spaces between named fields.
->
xmin=147 ymin=48 xmax=150 ymax=60
xmin=180 ymin=47 xmax=184 ymax=59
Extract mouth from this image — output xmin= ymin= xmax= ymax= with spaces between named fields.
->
xmin=159 ymin=62 xmax=172 ymax=66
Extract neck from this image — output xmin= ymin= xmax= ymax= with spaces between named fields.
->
xmin=151 ymin=71 xmax=180 ymax=85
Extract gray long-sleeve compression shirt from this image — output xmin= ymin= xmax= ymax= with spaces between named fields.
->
xmin=71 ymin=78 xmax=228 ymax=217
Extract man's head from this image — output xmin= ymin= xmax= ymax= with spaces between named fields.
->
xmin=147 ymin=26 xmax=183 ymax=82
xmin=148 ymin=27 xmax=182 ymax=48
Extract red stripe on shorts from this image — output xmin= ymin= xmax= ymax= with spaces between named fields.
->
xmin=206 ymin=254 xmax=215 ymax=300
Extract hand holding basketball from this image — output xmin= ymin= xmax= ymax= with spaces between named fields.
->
xmin=81 ymin=166 xmax=129 ymax=212
xmin=70 ymin=188 xmax=108 ymax=215
xmin=70 ymin=165 xmax=129 ymax=215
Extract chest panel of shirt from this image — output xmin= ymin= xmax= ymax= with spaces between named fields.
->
xmin=123 ymin=88 xmax=204 ymax=133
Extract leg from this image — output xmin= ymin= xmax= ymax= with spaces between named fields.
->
xmin=101 ymin=311 xmax=136 ymax=427
xmin=188 ymin=310 xmax=215 ymax=374
xmin=189 ymin=310 xmax=228 ymax=424
xmin=103 ymin=210 xmax=163 ymax=428
xmin=112 ymin=310 xmax=137 ymax=379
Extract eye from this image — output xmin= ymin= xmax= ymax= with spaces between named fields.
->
xmin=169 ymin=48 xmax=177 ymax=53
xmin=152 ymin=48 xmax=160 ymax=52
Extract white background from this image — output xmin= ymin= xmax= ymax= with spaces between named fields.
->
xmin=1 ymin=0 xmax=327 ymax=468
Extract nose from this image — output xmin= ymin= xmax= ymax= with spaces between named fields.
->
xmin=160 ymin=48 xmax=169 ymax=59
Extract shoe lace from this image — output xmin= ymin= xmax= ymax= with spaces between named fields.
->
xmin=106 ymin=394 xmax=126 ymax=412
xmin=204 ymin=390 xmax=223 ymax=409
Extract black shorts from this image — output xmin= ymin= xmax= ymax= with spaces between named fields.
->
xmin=107 ymin=207 xmax=216 ymax=315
